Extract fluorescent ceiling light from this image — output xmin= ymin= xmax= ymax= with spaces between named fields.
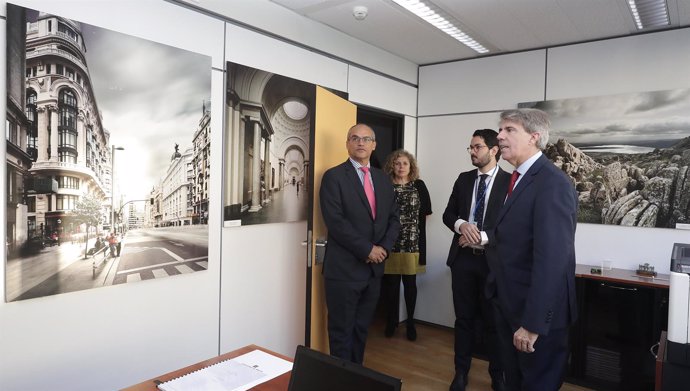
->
xmin=391 ymin=0 xmax=488 ymax=54
xmin=627 ymin=0 xmax=670 ymax=30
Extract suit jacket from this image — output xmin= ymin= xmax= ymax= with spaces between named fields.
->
xmin=320 ymin=160 xmax=401 ymax=282
xmin=486 ymin=154 xmax=578 ymax=336
xmin=442 ymin=167 xmax=511 ymax=266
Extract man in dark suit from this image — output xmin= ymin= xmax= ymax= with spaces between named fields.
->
xmin=319 ymin=123 xmax=400 ymax=364
xmin=443 ymin=129 xmax=510 ymax=391
xmin=486 ymin=108 xmax=578 ymax=391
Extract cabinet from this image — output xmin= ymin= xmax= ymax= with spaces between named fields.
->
xmin=569 ymin=265 xmax=669 ymax=391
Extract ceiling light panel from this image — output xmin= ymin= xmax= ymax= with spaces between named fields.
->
xmin=390 ymin=0 xmax=489 ymax=54
xmin=627 ymin=0 xmax=670 ymax=30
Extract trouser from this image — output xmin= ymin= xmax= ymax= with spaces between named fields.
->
xmin=324 ymin=275 xmax=381 ymax=364
xmin=382 ymin=274 xmax=417 ymax=326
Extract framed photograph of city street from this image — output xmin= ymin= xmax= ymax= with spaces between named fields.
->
xmin=520 ymin=88 xmax=690 ymax=229
xmin=4 ymin=4 xmax=212 ymax=302
xmin=223 ymin=61 xmax=316 ymax=226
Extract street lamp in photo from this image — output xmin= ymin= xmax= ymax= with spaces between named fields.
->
xmin=111 ymin=145 xmax=124 ymax=233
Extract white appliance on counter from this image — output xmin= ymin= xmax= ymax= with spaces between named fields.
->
xmin=668 ymin=242 xmax=690 ymax=366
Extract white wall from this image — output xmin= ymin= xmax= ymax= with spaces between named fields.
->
xmin=0 ymin=0 xmax=417 ymax=391
xmin=1 ymin=1 xmax=225 ymax=390
xmin=177 ymin=0 xmax=418 ymax=86
xmin=0 ymin=1 xmax=419 ymax=390
xmin=416 ymin=29 xmax=690 ymax=327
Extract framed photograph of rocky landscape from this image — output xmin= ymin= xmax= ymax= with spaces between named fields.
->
xmin=520 ymin=88 xmax=690 ymax=229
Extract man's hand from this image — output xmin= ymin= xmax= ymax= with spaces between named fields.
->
xmin=513 ymin=327 xmax=539 ymax=353
xmin=367 ymin=245 xmax=387 ymax=263
xmin=459 ymin=222 xmax=481 ymax=245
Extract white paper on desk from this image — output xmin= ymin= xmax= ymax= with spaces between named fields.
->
xmin=229 ymin=349 xmax=293 ymax=390
xmin=157 ymin=350 xmax=292 ymax=391
xmin=157 ymin=359 xmax=266 ymax=391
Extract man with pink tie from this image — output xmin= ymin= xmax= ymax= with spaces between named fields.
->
xmin=320 ymin=123 xmax=400 ymax=364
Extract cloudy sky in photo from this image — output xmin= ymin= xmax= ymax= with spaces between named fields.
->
xmin=530 ymin=89 xmax=690 ymax=146
xmin=26 ymin=9 xmax=212 ymax=204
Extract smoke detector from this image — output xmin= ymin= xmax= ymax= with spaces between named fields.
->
xmin=353 ymin=6 xmax=368 ymax=21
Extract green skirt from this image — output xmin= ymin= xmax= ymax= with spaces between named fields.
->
xmin=384 ymin=252 xmax=425 ymax=275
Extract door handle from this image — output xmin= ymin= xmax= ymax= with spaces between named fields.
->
xmin=302 ymin=240 xmax=326 ymax=246
xmin=315 ymin=239 xmax=327 ymax=264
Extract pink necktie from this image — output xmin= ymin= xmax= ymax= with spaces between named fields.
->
xmin=506 ymin=170 xmax=520 ymax=198
xmin=360 ymin=167 xmax=376 ymax=219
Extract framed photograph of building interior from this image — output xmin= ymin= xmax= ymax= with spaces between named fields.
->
xmin=520 ymin=88 xmax=690 ymax=229
xmin=4 ymin=4 xmax=212 ymax=302
xmin=223 ymin=62 xmax=315 ymax=226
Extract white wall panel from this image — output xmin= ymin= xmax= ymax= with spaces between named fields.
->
xmin=547 ymin=28 xmax=690 ymax=100
xmin=418 ymin=50 xmax=546 ymax=116
xmin=178 ymin=0 xmax=418 ymax=85
xmin=576 ymin=224 xmax=688 ymax=274
xmin=220 ymin=222 xmax=307 ymax=357
xmin=347 ymin=66 xmax=417 ymax=117
xmin=226 ymin=22 xmax=348 ymax=93
xmin=415 ymin=113 xmax=503 ymax=327
xmin=0 ymin=1 xmax=225 ymax=390
xmin=5 ymin=0 xmax=225 ymax=68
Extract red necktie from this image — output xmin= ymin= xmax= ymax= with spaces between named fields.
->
xmin=360 ymin=167 xmax=376 ymax=219
xmin=506 ymin=170 xmax=520 ymax=198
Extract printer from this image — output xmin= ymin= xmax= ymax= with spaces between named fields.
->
xmin=668 ymin=242 xmax=690 ymax=366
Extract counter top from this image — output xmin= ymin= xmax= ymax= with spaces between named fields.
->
xmin=575 ymin=263 xmax=669 ymax=289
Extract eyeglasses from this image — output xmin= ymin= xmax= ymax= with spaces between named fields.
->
xmin=349 ymin=135 xmax=375 ymax=144
xmin=466 ymin=144 xmax=487 ymax=153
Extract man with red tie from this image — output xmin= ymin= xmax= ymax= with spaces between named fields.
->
xmin=319 ymin=123 xmax=400 ymax=364
xmin=486 ymin=109 xmax=578 ymax=391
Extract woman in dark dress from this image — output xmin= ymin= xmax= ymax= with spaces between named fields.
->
xmin=382 ymin=149 xmax=432 ymax=341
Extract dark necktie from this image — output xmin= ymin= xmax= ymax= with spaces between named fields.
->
xmin=506 ymin=170 xmax=521 ymax=199
xmin=474 ymin=174 xmax=488 ymax=230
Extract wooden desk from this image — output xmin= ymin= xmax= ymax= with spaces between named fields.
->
xmin=575 ymin=264 xmax=670 ymax=289
xmin=122 ymin=345 xmax=292 ymax=391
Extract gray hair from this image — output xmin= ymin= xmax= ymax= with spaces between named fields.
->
xmin=500 ymin=109 xmax=550 ymax=150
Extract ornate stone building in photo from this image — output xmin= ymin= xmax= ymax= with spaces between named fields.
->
xmin=224 ymin=63 xmax=312 ymax=224
xmin=23 ymin=12 xmax=112 ymax=240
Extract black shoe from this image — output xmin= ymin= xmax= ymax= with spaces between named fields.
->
xmin=406 ymin=322 xmax=417 ymax=341
xmin=384 ymin=322 xmax=396 ymax=338
xmin=449 ymin=373 xmax=467 ymax=391
xmin=492 ymin=379 xmax=507 ymax=391
xmin=491 ymin=373 xmax=507 ymax=391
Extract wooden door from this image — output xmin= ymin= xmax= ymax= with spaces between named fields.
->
xmin=306 ymin=86 xmax=357 ymax=352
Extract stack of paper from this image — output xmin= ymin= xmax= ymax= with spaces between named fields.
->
xmin=158 ymin=349 xmax=293 ymax=391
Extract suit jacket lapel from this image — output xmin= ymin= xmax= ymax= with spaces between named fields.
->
xmin=463 ymin=173 xmax=476 ymax=218
xmin=371 ymin=169 xmax=389 ymax=220
xmin=497 ymin=155 xmax=548 ymax=224
xmin=345 ymin=161 xmax=375 ymax=220
xmin=485 ymin=170 xmax=505 ymax=222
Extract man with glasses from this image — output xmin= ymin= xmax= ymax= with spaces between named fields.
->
xmin=320 ymin=123 xmax=400 ymax=364
xmin=443 ymin=129 xmax=510 ymax=391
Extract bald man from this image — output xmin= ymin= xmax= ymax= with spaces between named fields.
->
xmin=319 ymin=123 xmax=401 ymax=364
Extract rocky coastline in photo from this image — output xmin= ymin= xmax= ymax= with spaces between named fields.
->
xmin=544 ymin=137 xmax=690 ymax=228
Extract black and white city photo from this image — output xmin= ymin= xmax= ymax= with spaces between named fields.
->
xmin=4 ymin=5 xmax=212 ymax=302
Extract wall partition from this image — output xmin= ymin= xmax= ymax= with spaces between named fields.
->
xmin=416 ymin=28 xmax=690 ymax=327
